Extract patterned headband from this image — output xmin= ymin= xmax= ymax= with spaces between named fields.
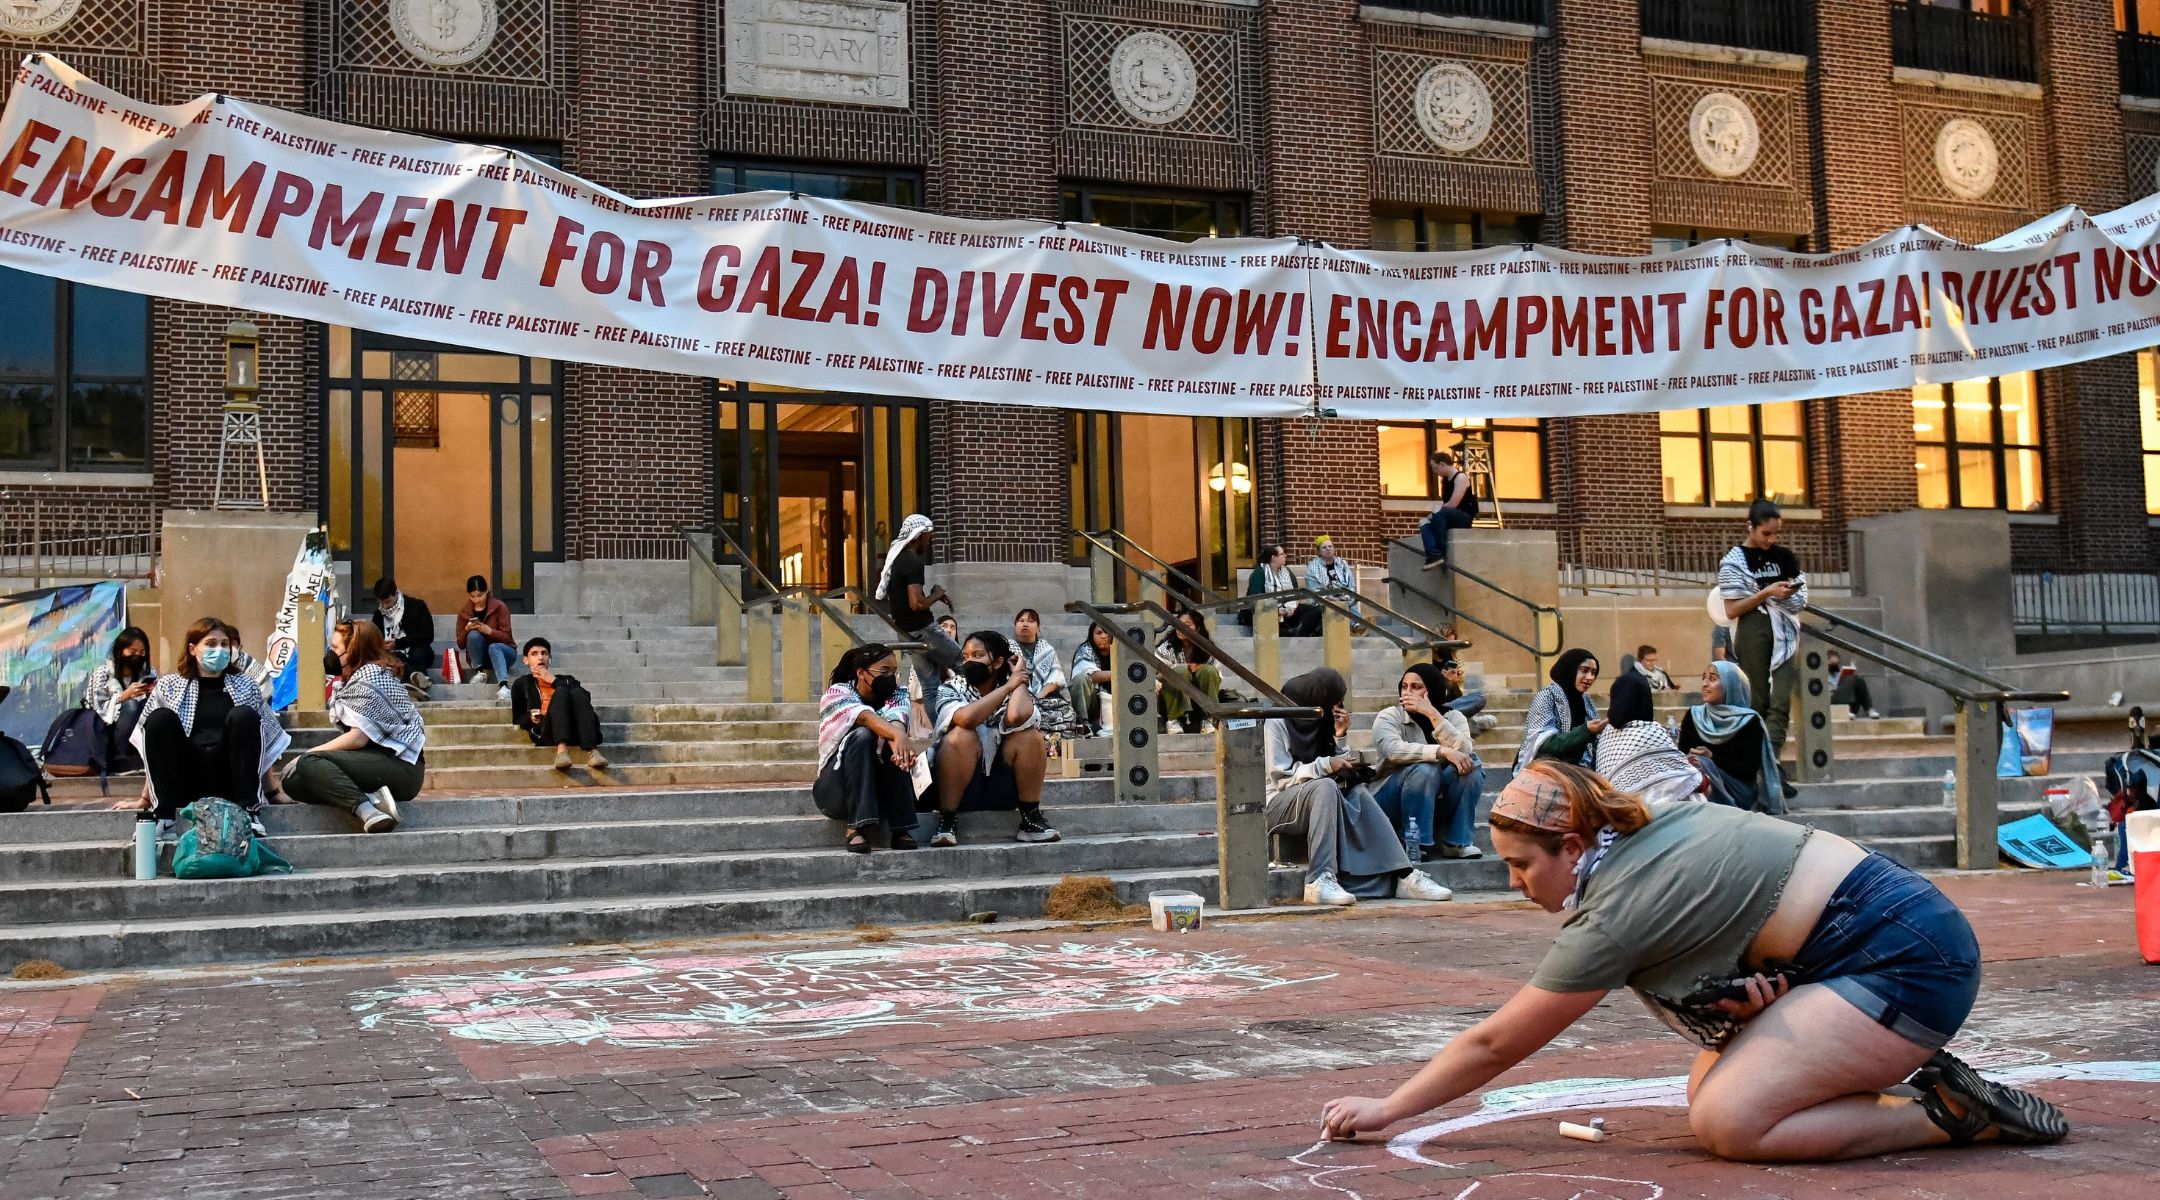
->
xmin=1490 ymin=768 xmax=1572 ymax=833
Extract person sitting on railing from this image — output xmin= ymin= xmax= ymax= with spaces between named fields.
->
xmin=1437 ymin=657 xmax=1498 ymax=736
xmin=82 ymin=626 xmax=156 ymax=775
xmin=1070 ymin=622 xmax=1117 ymax=737
xmin=1419 ymin=449 xmax=1479 ymax=566
xmin=1514 ymin=649 xmax=1604 ymax=774
xmin=926 ymin=630 xmax=1060 ymax=848
xmin=369 ymin=576 xmax=435 ymax=698
xmin=1156 ymin=604 xmax=1223 ymax=736
xmin=1321 ymin=759 xmax=2068 ymax=1159
xmin=1371 ymin=663 xmax=1485 ymax=861
xmin=1242 ymin=543 xmax=1318 ymax=636
xmin=814 ymin=643 xmax=917 ymax=853
xmin=1598 ymin=672 xmax=1707 ymax=807
xmin=1680 ymin=661 xmax=1786 ymax=816
xmin=1305 ymin=536 xmax=1362 ymax=623
xmin=874 ymin=514 xmax=962 ymax=702
xmin=1012 ymin=608 xmax=1081 ymax=738
xmin=122 ymin=616 xmax=291 ymax=840
xmin=1266 ymin=667 xmax=1455 ymax=907
xmin=508 ymin=637 xmax=608 ymax=772
xmin=284 ymin=622 xmax=428 ymax=833
xmin=1631 ymin=645 xmax=1677 ymax=691
xmin=935 ymin=614 xmax=960 ymax=645
xmin=1825 ymin=651 xmax=1881 ymax=719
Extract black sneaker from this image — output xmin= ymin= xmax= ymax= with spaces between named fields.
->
xmin=1015 ymin=809 xmax=1061 ymax=844
xmin=929 ymin=811 xmax=960 ymax=847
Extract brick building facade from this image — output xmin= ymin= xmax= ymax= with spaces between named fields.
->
xmin=2 ymin=0 xmax=2154 ymax=611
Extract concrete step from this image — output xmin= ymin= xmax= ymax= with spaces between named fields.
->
xmin=415 ymin=739 xmax=817 ymax=769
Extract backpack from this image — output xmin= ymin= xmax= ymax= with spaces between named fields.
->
xmin=0 ymin=732 xmax=51 ymax=813
xmin=172 ymin=798 xmax=292 ymax=879
xmin=41 ymin=708 xmax=107 ymax=779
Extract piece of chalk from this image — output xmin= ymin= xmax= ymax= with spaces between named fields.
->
xmin=1558 ymin=1120 xmax=1607 ymax=1143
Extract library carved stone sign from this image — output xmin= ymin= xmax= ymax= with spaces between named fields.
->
xmin=725 ymin=0 xmax=910 ymax=109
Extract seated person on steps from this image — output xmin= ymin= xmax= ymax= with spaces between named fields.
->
xmin=926 ymin=630 xmax=1061 ymax=848
xmin=457 ymin=574 xmax=517 ymax=700
xmin=814 ymin=643 xmax=917 ymax=854
xmin=370 ymin=576 xmax=435 ymax=697
xmin=122 ymin=616 xmax=292 ymax=840
xmin=284 ymin=622 xmax=428 ymax=833
xmin=509 ymin=637 xmax=609 ymax=771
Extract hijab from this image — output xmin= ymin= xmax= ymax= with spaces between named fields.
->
xmin=1549 ymin=648 xmax=1598 ymax=730
xmin=1691 ymin=659 xmax=1785 ymax=807
xmin=874 ymin=514 xmax=932 ymax=601
xmin=1279 ymin=667 xmax=1347 ymax=765
xmin=1398 ymin=661 xmax=1450 ymax=741
xmin=1606 ymin=671 xmax=1655 ymax=730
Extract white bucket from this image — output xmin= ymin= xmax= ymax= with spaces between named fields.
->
xmin=1148 ymin=890 xmax=1205 ymax=934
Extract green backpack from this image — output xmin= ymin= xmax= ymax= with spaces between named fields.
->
xmin=173 ymin=798 xmax=293 ymax=880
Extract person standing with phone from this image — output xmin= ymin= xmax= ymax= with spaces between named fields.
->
xmin=1720 ymin=500 xmax=1806 ymax=795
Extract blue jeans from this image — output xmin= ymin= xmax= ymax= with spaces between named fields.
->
xmin=1420 ymin=507 xmax=1474 ymax=560
xmin=465 ymin=631 xmax=516 ymax=682
xmin=1372 ymin=761 xmax=1482 ymax=851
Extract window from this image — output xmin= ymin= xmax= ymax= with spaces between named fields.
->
xmin=1639 ymin=1 xmax=1810 ymax=55
xmin=1890 ymin=1 xmax=2035 ymax=83
xmin=713 ymin=159 xmax=922 ymax=208
xmin=1061 ymin=186 xmax=1246 ymax=242
xmin=1373 ymin=207 xmax=1537 ymax=252
xmin=2137 ymin=353 xmax=2160 ymax=515
xmin=1649 ymin=226 xmax=1808 ymax=254
xmin=1657 ymin=403 xmax=1809 ymax=507
xmin=1377 ymin=419 xmax=1546 ymax=502
xmin=2119 ymin=2 xmax=2160 ymax=95
xmin=1911 ymin=372 xmax=2043 ymax=511
xmin=0 ymin=267 xmax=150 ymax=472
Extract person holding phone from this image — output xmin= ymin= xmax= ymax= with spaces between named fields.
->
xmin=1720 ymin=500 xmax=1806 ymax=792
xmin=458 ymin=575 xmax=518 ymax=700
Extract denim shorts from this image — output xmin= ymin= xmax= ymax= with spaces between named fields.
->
xmin=1784 ymin=852 xmax=1981 ymax=1050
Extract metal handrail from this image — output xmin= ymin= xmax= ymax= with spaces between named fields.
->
xmin=1075 ymin=529 xmax=1228 ymax=607
xmin=1385 ymin=536 xmax=1564 ymax=658
xmin=1190 ymin=586 xmax=1468 ymax=659
xmin=1067 ymin=599 xmax=1318 ymax=722
xmin=1801 ymin=622 xmax=2065 ymax=707
xmin=680 ymin=523 xmax=786 ymax=601
xmin=1801 ymin=604 xmax=2052 ymax=700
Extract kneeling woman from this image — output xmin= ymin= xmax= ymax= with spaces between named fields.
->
xmin=285 ymin=623 xmax=427 ymax=832
xmin=131 ymin=617 xmax=290 ymax=838
xmin=815 ymin=643 xmax=918 ymax=852
xmin=1323 ymin=760 xmax=2067 ymax=1161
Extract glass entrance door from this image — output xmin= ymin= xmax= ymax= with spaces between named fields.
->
xmin=715 ymin=385 xmax=922 ymax=596
xmin=323 ymin=328 xmax=560 ymax=610
xmin=1071 ymin=413 xmax=1256 ymax=596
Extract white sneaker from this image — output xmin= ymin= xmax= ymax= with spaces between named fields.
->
xmin=1867 ymin=709 xmax=1883 ymax=719
xmin=472 ymin=670 xmax=490 ymax=686
xmin=1196 ymin=718 xmax=1217 ymax=735
xmin=1396 ymin=870 xmax=1454 ymax=902
xmin=368 ymin=786 xmax=399 ymax=824
xmin=1438 ymin=843 xmax=1484 ymax=860
xmin=1471 ymin=715 xmax=1498 ymax=735
xmin=496 ymin=684 xmax=511 ymax=702
xmin=358 ymin=800 xmax=397 ymax=833
xmin=1303 ymin=873 xmax=1356 ymax=906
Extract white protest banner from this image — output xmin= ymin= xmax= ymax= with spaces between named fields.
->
xmin=7 ymin=52 xmax=2160 ymax=420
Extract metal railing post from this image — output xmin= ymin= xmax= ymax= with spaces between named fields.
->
xmin=780 ymin=595 xmax=812 ymax=703
xmin=1323 ymin=604 xmax=1353 ymax=691
xmin=746 ymin=600 xmax=777 ymax=704
xmin=1954 ymin=699 xmax=2002 ymax=872
xmin=818 ymin=597 xmax=851 ymax=690
xmin=1214 ymin=719 xmax=1271 ymax=911
xmin=1252 ymin=601 xmax=1281 ymax=685
xmin=1111 ymin=618 xmax=1160 ymax=805
xmin=31 ymin=496 xmax=44 ymax=590
xmin=1794 ymin=632 xmax=1834 ymax=783
xmin=715 ymin=565 xmax=744 ymax=666
xmin=1089 ymin=537 xmax=1116 ymax=605
xmin=296 ymin=596 xmax=327 ymax=713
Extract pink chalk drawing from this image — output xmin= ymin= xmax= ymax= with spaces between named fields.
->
xmin=348 ymin=939 xmax=1335 ymax=1049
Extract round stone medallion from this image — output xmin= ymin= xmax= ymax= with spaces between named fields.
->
xmin=1934 ymin=117 xmax=2001 ymax=202
xmin=0 ymin=0 xmax=85 ymax=40
xmin=1413 ymin=62 xmax=1494 ymax=155
xmin=1689 ymin=91 xmax=1761 ymax=179
xmin=1108 ymin=30 xmax=1198 ymax=126
xmin=390 ymin=0 xmax=499 ymax=69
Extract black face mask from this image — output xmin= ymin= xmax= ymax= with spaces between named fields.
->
xmin=866 ymin=672 xmax=899 ymax=708
xmin=959 ymin=660 xmax=994 ymax=691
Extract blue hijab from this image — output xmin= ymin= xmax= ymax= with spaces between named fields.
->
xmin=1691 ymin=660 xmax=1784 ymax=808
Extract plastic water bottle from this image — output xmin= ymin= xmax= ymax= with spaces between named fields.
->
xmin=133 ymin=815 xmax=157 ymax=881
xmin=2091 ymin=842 xmax=2110 ymax=888
xmin=1404 ymin=815 xmax=1421 ymax=863
xmin=1941 ymin=769 xmax=1956 ymax=803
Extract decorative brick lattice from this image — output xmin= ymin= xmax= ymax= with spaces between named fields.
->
xmin=1651 ymin=77 xmax=1793 ymax=188
xmin=1063 ymin=17 xmax=1239 ymax=139
xmin=1372 ymin=50 xmax=1528 ymax=166
xmin=1902 ymin=104 xmax=2032 ymax=211
xmin=0 ymin=0 xmax=138 ymax=54
xmin=330 ymin=0 xmax=553 ymax=83
xmin=2128 ymin=133 xmax=2160 ymax=199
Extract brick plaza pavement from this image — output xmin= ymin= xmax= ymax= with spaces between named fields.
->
xmin=1 ymin=872 xmax=2154 ymax=1199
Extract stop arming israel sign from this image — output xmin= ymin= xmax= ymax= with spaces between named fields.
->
xmin=8 ymin=53 xmax=2160 ymax=419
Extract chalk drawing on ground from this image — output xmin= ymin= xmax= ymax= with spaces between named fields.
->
xmin=347 ymin=939 xmax=1336 ymax=1048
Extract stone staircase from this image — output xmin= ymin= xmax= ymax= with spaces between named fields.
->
xmin=0 ymin=606 xmax=2091 ymax=973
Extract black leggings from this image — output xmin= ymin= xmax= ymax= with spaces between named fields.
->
xmin=142 ymin=707 xmax=262 ymax=820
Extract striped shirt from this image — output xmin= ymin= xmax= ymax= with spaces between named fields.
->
xmin=83 ymin=662 xmax=157 ymax=724
xmin=817 ymin=681 xmax=910 ymax=773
